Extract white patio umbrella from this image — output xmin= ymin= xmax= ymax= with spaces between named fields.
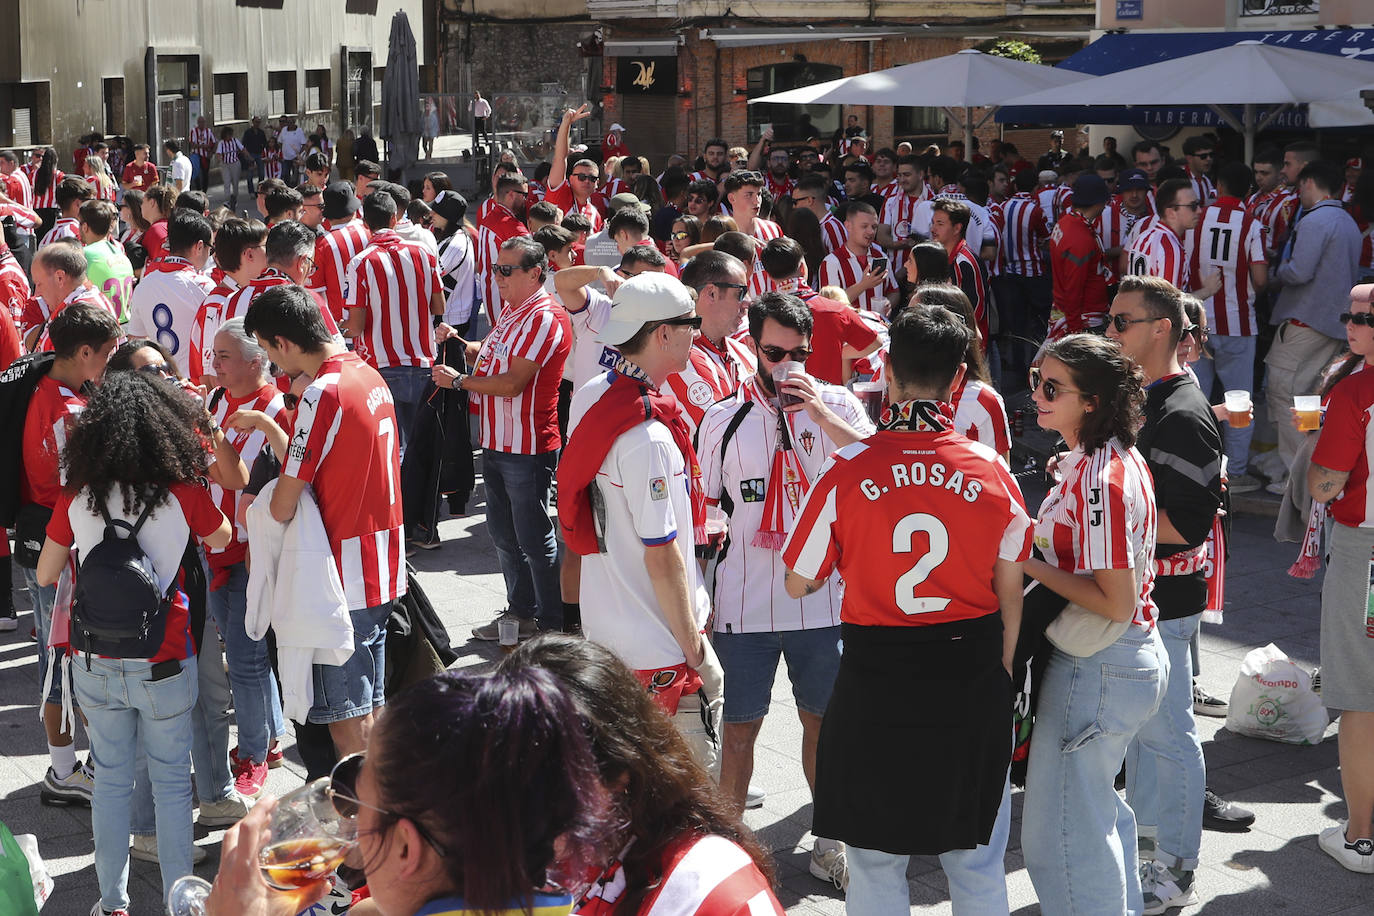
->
xmin=1000 ymin=41 xmax=1374 ymax=162
xmin=748 ymin=48 xmax=1092 ymax=155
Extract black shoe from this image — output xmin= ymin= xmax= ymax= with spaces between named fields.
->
xmin=1203 ymin=788 xmax=1255 ymax=832
xmin=1192 ymin=681 xmax=1228 ymax=718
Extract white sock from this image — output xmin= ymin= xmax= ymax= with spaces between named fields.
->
xmin=49 ymin=742 xmax=77 ymax=774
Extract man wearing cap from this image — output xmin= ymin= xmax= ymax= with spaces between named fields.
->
xmin=557 ymin=272 xmax=725 ymax=774
xmin=1099 ymin=168 xmax=1155 ymax=286
xmin=310 ymin=181 xmax=370 ymax=325
xmin=1037 ymin=130 xmax=1072 ymax=174
xmin=604 ymin=123 xmax=628 ymax=160
xmin=1048 ymin=174 xmax=1111 ymax=337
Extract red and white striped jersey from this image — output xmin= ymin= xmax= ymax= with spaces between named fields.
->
xmin=782 ymin=426 xmax=1032 ymax=628
xmin=882 ymin=191 xmax=932 ymax=245
xmin=996 ymin=193 xmax=1050 ymax=277
xmin=950 ymin=239 xmax=991 ymax=344
xmin=983 ymin=205 xmax=1003 ymax=278
xmin=284 ymin=351 xmax=406 ymax=611
xmin=819 ymin=244 xmax=897 ymax=317
xmin=262 ymin=148 xmax=283 ymax=180
xmin=1095 ymin=200 xmax=1151 ymax=284
xmin=85 ymin=175 xmax=116 ymax=203
xmin=1032 ymin=439 xmax=1158 ymax=628
xmin=0 ymin=249 xmax=30 ymax=326
xmin=311 ymin=219 xmax=371 ymax=323
xmin=1126 ymin=222 xmax=1189 ymax=290
xmin=7 ymin=167 xmax=33 ymax=208
xmin=1246 ymin=188 xmax=1297 ymax=259
xmin=207 ymin=383 xmax=287 ymax=557
xmin=744 ymin=218 xmax=784 ymax=299
xmin=1184 ymin=167 xmax=1217 ymax=206
xmin=190 ymin=126 xmax=216 ymax=156
xmin=1188 ymin=197 xmax=1265 ymax=337
xmin=215 ymin=139 xmax=245 ymax=165
xmin=601 ymin=178 xmax=631 ymax=199
xmin=187 ymin=277 xmax=240 ymax=383
xmin=575 ymin=833 xmax=783 ymax=916
xmin=125 ymin=257 xmax=216 ymax=363
xmin=470 ymin=288 xmax=571 ymax=454
xmin=820 ymin=212 xmax=848 ymax=254
xmin=666 ymin=334 xmax=757 ymax=436
xmin=217 ymin=268 xmax=343 ymax=347
xmin=476 ymin=202 xmax=531 ymax=324
xmin=874 ymin=180 xmax=902 ymax=203
xmin=1037 ymin=185 xmax=1067 ymax=228
xmin=344 ymin=229 xmax=440 ymax=370
xmin=26 ymin=285 xmax=119 ymax=352
xmin=764 ymin=172 xmax=795 ymax=201
xmin=30 ymin=170 xmax=65 ymax=211
xmin=951 ymin=378 xmax=1011 ymax=458
xmin=40 ymin=217 xmax=80 ymax=248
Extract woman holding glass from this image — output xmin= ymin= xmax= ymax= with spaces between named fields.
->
xmin=1018 ymin=334 xmax=1169 ymax=913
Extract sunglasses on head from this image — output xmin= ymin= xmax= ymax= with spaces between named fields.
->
xmin=1340 ymin=311 xmax=1374 ymax=327
xmin=329 ymin=753 xmax=448 ymax=855
xmin=1030 ymin=367 xmax=1082 ymax=402
xmin=757 ymin=343 xmax=812 ymax=363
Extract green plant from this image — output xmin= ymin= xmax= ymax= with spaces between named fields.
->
xmin=986 ymin=40 xmax=1042 ymax=64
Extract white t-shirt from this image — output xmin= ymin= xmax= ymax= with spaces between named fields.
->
xmin=126 ymin=264 xmax=215 ymax=361
xmin=564 ymin=287 xmax=620 ymax=390
xmin=437 ymin=231 xmax=476 ymax=326
xmin=279 ymin=127 xmax=308 ymax=161
xmin=569 ymin=373 xmax=712 ymax=670
xmin=170 ymin=153 xmax=192 ymax=188
xmin=698 ymin=377 xmax=874 ymax=633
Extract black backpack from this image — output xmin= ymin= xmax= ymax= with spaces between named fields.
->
xmin=0 ymin=351 xmax=57 ymax=529
xmin=70 ymin=487 xmax=176 ymax=664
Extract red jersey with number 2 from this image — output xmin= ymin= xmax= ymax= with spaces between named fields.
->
xmin=783 ymin=428 xmax=1032 ymax=627
xmin=283 ymin=351 xmax=405 ymax=610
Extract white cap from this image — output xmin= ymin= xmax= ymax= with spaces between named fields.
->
xmin=1038 ymin=169 xmax=1059 ymax=183
xmin=597 ymin=274 xmax=695 ymax=346
xmin=609 ymin=123 xmax=626 ymax=132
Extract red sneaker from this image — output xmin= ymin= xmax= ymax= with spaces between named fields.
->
xmin=231 ymin=754 xmax=269 ymax=799
xmin=232 ymin=742 xmax=285 ymax=770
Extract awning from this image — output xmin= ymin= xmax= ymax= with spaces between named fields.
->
xmin=699 ymin=28 xmax=904 ymax=48
xmin=603 ymin=39 xmax=680 ymax=58
xmin=996 ymin=27 xmax=1374 ymax=128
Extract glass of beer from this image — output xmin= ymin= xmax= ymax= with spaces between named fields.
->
xmin=852 ymin=381 xmax=886 ymax=425
xmin=1224 ymin=390 xmax=1252 ymax=429
xmin=167 ymin=779 xmax=357 ymax=915
xmin=1294 ymin=395 xmax=1322 ymax=432
xmin=772 ymin=361 xmax=805 ymax=407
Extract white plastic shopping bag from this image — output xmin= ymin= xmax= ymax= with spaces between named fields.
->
xmin=1225 ymin=643 xmax=1329 ymax=745
xmin=13 ymin=834 xmax=52 ymax=911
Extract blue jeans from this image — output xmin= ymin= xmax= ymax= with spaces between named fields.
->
xmin=74 ymin=655 xmax=198 ymax=911
xmin=1126 ymin=613 xmax=1205 ymax=870
xmin=380 ymin=364 xmax=432 ymax=458
xmin=22 ymin=566 xmax=65 ymax=705
xmin=1191 ymin=334 xmax=1257 ymax=475
xmin=308 ymin=601 xmax=392 ymax=724
xmin=847 ymin=775 xmax=1012 ymax=915
xmin=1022 ymin=625 xmax=1168 ymax=916
xmin=482 ymin=448 xmax=561 ymax=629
xmin=714 ymin=626 xmax=842 ymax=722
xmin=207 ymin=561 xmax=283 ymax=762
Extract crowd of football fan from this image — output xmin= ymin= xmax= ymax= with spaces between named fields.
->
xmin=1 ymin=101 xmax=1373 ymax=916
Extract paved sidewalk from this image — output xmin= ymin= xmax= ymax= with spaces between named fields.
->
xmin=3 ymin=474 xmax=1368 ymax=914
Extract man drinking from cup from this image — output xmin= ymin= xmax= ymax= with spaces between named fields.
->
xmin=696 ymin=290 xmax=874 ymax=889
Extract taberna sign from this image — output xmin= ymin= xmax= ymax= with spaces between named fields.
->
xmin=616 ymin=56 xmax=678 ymax=95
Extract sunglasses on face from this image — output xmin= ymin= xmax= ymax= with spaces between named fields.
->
xmin=791 ymin=195 xmax=814 ymax=204
xmin=1340 ymin=311 xmax=1374 ymax=327
xmin=710 ymin=281 xmax=748 ymax=298
xmin=1109 ymin=313 xmax=1160 ymax=333
xmin=493 ymin=264 xmax=529 ymax=277
xmin=670 ymin=230 xmax=691 ymax=241
xmin=1194 ymin=152 xmax=1215 ymax=160
xmin=329 ymin=753 xmax=449 ymax=856
xmin=138 ymin=362 xmax=173 ymax=377
xmin=757 ymin=343 xmax=812 ymax=363
xmin=663 ymin=315 xmax=703 ymax=329
xmin=571 ymin=173 xmax=598 ymax=183
xmin=1170 ymin=200 xmax=1202 ymax=211
xmin=1029 ymin=367 xmax=1081 ymax=402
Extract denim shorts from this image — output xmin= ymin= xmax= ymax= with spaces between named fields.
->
xmin=713 ymin=626 xmax=842 ymax=723
xmin=308 ymin=601 xmax=393 ymax=725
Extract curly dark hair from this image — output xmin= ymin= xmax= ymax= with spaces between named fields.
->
xmin=502 ymin=635 xmax=774 ymax=915
xmin=1041 ymin=333 xmax=1145 ymax=454
xmin=61 ymin=371 xmax=211 ymax=516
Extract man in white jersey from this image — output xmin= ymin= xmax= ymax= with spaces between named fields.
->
xmin=126 ymin=209 xmax=215 ymax=361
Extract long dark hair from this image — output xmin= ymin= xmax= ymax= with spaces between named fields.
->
xmin=783 ymin=206 xmax=825 ymax=279
xmin=503 ymin=635 xmax=774 ymax=914
xmin=35 ymin=148 xmax=57 ymax=198
xmin=912 ymin=283 xmax=990 ymax=385
xmin=371 ymin=667 xmax=611 ymax=914
xmin=1041 ymin=334 xmax=1145 ymax=454
xmin=62 ymin=371 xmax=212 ymax=516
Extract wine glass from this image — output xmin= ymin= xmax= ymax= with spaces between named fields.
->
xmin=167 ymin=778 xmax=357 ymax=916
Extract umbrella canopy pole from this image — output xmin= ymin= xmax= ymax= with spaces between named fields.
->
xmin=1206 ymin=102 xmax=1293 ymax=164
xmin=942 ymin=106 xmax=974 ymax=159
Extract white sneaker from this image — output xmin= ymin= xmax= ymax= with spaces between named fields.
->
xmin=41 ymin=760 xmax=94 ymax=807
xmin=745 ymin=784 xmax=766 ymax=809
xmin=197 ymin=791 xmax=250 ymax=827
xmin=809 ymin=842 xmax=848 ymax=891
xmin=130 ymin=834 xmax=208 ymax=864
xmin=1319 ymin=823 xmax=1374 ymax=874
xmin=1141 ymin=860 xmax=1198 ymax=914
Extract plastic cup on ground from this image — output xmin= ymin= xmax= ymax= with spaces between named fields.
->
xmin=772 ymin=361 xmax=804 ymax=407
xmin=1224 ymin=390 xmax=1252 ymax=429
xmin=1294 ymin=395 xmax=1322 ymax=432
xmin=497 ymin=617 xmax=520 ymax=654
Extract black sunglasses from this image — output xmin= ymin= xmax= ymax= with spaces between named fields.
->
xmin=1030 ymin=367 xmax=1082 ymax=402
xmin=1340 ymin=312 xmax=1374 ymax=327
xmin=329 ymin=753 xmax=449 ymax=856
xmin=1194 ymin=152 xmax=1215 ymax=160
xmin=663 ymin=315 xmax=703 ymax=329
xmin=1170 ymin=200 xmax=1202 ymax=211
xmin=571 ymin=173 xmax=598 ymax=182
xmin=757 ymin=343 xmax=812 ymax=363
xmin=1109 ymin=313 xmax=1161 ymax=333
xmin=493 ymin=264 xmax=529 ymax=277
xmin=138 ymin=362 xmax=173 ymax=377
xmin=711 ymin=281 xmax=748 ymax=297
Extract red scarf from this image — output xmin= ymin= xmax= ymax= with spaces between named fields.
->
xmin=143 ymin=255 xmax=196 ymax=275
xmin=558 ymin=362 xmax=706 ymax=557
xmin=742 ymin=377 xmax=812 ymax=550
